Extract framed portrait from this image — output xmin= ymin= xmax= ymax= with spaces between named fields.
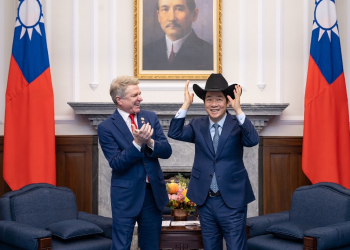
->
xmin=134 ymin=0 xmax=222 ymax=79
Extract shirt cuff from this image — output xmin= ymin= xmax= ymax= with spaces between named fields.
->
xmin=147 ymin=140 xmax=155 ymax=151
xmin=236 ymin=112 xmax=246 ymax=125
xmin=175 ymin=109 xmax=187 ymax=118
xmin=132 ymin=141 xmax=142 ymax=151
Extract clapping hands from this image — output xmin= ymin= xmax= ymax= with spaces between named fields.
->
xmin=132 ymin=123 xmax=154 ymax=147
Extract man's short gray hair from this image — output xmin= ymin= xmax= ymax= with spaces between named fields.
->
xmin=110 ymin=76 xmax=140 ymax=104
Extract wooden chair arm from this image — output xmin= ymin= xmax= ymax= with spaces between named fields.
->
xmin=38 ymin=237 xmax=51 ymax=250
xmin=303 ymin=236 xmax=317 ymax=250
xmin=246 ymin=226 xmax=250 ymax=239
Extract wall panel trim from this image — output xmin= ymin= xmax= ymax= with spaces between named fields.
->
xmin=90 ymin=0 xmax=99 ymax=91
xmin=276 ymin=0 xmax=284 ymax=103
xmin=109 ymin=0 xmax=117 ymax=83
xmin=257 ymin=0 xmax=266 ymax=91
xmin=347 ymin=1 xmax=350 ymax=111
xmin=0 ymin=0 xmax=4 ymax=124
xmin=303 ymin=0 xmax=311 ymax=91
xmin=239 ymin=0 xmax=247 ymax=90
xmin=72 ymin=0 xmax=79 ymax=102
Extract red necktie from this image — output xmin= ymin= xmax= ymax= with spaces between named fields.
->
xmin=168 ymin=44 xmax=175 ymax=63
xmin=129 ymin=114 xmax=137 ymax=131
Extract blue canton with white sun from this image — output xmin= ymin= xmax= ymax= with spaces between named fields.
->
xmin=12 ymin=0 xmax=50 ymax=84
xmin=310 ymin=0 xmax=343 ymax=84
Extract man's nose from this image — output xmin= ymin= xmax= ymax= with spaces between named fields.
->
xmin=211 ymin=100 xmax=218 ymax=106
xmin=138 ymin=95 xmax=143 ymax=102
xmin=168 ymin=8 xmax=176 ymax=21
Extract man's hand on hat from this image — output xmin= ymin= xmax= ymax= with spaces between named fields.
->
xmin=227 ymin=85 xmax=243 ymax=115
xmin=181 ymin=80 xmax=194 ymax=111
xmin=132 ymin=123 xmax=154 ymax=146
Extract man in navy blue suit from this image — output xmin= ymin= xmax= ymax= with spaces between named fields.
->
xmin=98 ymin=76 xmax=172 ymax=250
xmin=168 ymin=74 xmax=259 ymax=250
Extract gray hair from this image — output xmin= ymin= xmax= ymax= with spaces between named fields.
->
xmin=110 ymin=76 xmax=140 ymax=104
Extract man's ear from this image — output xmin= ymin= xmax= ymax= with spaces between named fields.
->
xmin=116 ymin=96 xmax=122 ymax=106
xmin=192 ymin=8 xmax=199 ymax=22
xmin=157 ymin=10 xmax=160 ymax=23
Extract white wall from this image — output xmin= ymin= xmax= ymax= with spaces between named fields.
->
xmin=1 ymin=0 xmax=349 ymax=136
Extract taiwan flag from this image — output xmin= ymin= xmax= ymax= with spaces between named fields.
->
xmin=303 ymin=0 xmax=350 ymax=188
xmin=3 ymin=0 xmax=56 ymax=190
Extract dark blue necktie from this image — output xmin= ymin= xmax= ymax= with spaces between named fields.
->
xmin=210 ymin=124 xmax=219 ymax=193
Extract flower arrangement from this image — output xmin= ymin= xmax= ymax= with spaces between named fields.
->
xmin=166 ymin=173 xmax=196 ymax=211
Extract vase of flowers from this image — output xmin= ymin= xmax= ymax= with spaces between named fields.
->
xmin=166 ymin=173 xmax=196 ymax=221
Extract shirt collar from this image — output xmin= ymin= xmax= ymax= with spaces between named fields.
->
xmin=165 ymin=29 xmax=192 ymax=56
xmin=117 ymin=108 xmax=137 ymax=122
xmin=209 ymin=113 xmax=227 ymax=128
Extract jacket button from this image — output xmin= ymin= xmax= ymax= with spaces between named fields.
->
xmin=210 ymin=174 xmax=213 ymax=178
xmin=144 ymin=163 xmax=147 ymax=166
xmin=143 ymin=179 xmax=146 ymax=182
xmin=214 ymin=161 xmax=217 ymax=163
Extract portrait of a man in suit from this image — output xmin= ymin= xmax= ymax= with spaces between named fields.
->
xmin=143 ymin=0 xmax=213 ymax=71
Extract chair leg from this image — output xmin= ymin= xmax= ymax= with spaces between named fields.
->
xmin=303 ymin=236 xmax=317 ymax=250
xmin=38 ymin=237 xmax=51 ymax=250
xmin=246 ymin=226 xmax=250 ymax=240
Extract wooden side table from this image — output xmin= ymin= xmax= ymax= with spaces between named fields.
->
xmin=159 ymin=226 xmax=204 ymax=250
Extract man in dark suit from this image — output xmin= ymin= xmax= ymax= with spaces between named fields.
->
xmin=143 ymin=0 xmax=213 ymax=70
xmin=98 ymin=76 xmax=172 ymax=250
xmin=168 ymin=74 xmax=259 ymax=250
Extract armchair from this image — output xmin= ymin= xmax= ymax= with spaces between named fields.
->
xmin=246 ymin=182 xmax=350 ymax=250
xmin=0 ymin=183 xmax=112 ymax=250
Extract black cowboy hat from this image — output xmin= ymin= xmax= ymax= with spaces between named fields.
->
xmin=193 ymin=73 xmax=240 ymax=100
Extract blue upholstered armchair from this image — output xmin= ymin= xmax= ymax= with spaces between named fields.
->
xmin=0 ymin=183 xmax=112 ymax=250
xmin=247 ymin=182 xmax=350 ymax=250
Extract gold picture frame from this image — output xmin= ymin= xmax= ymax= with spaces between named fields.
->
xmin=134 ymin=0 xmax=222 ymax=80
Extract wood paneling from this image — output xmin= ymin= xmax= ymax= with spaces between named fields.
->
xmin=0 ymin=137 xmax=11 ymax=196
xmin=56 ymin=136 xmax=98 ymax=214
xmin=0 ymin=136 xmax=98 ymax=214
xmin=259 ymin=137 xmax=311 ymax=215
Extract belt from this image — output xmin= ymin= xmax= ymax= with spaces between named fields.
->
xmin=146 ymin=182 xmax=152 ymax=189
xmin=208 ymin=189 xmax=221 ymax=197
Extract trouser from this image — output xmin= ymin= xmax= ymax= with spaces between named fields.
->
xmin=197 ymin=195 xmax=248 ymax=250
xmin=111 ymin=187 xmax=162 ymax=250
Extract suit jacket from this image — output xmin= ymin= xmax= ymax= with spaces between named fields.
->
xmin=98 ymin=109 xmax=171 ymax=217
xmin=168 ymin=112 xmax=259 ymax=208
xmin=143 ymin=31 xmax=213 ymax=70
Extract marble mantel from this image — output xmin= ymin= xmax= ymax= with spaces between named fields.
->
xmin=68 ymin=102 xmax=288 ymax=217
xmin=68 ymin=102 xmax=288 ymax=132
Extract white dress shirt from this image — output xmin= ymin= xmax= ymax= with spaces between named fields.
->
xmin=175 ymin=108 xmax=246 ymax=126
xmin=165 ymin=30 xmax=192 ymax=59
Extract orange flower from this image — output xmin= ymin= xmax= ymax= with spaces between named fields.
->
xmin=168 ymin=182 xmax=179 ymax=194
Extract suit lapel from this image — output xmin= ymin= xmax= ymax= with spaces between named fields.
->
xmin=200 ymin=117 xmax=215 ymax=156
xmin=215 ymin=113 xmax=236 ymax=159
xmin=136 ymin=111 xmax=143 ymax=129
xmin=111 ymin=109 xmax=134 ymax=144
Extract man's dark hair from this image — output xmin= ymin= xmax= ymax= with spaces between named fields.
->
xmin=157 ymin=0 xmax=196 ymax=12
